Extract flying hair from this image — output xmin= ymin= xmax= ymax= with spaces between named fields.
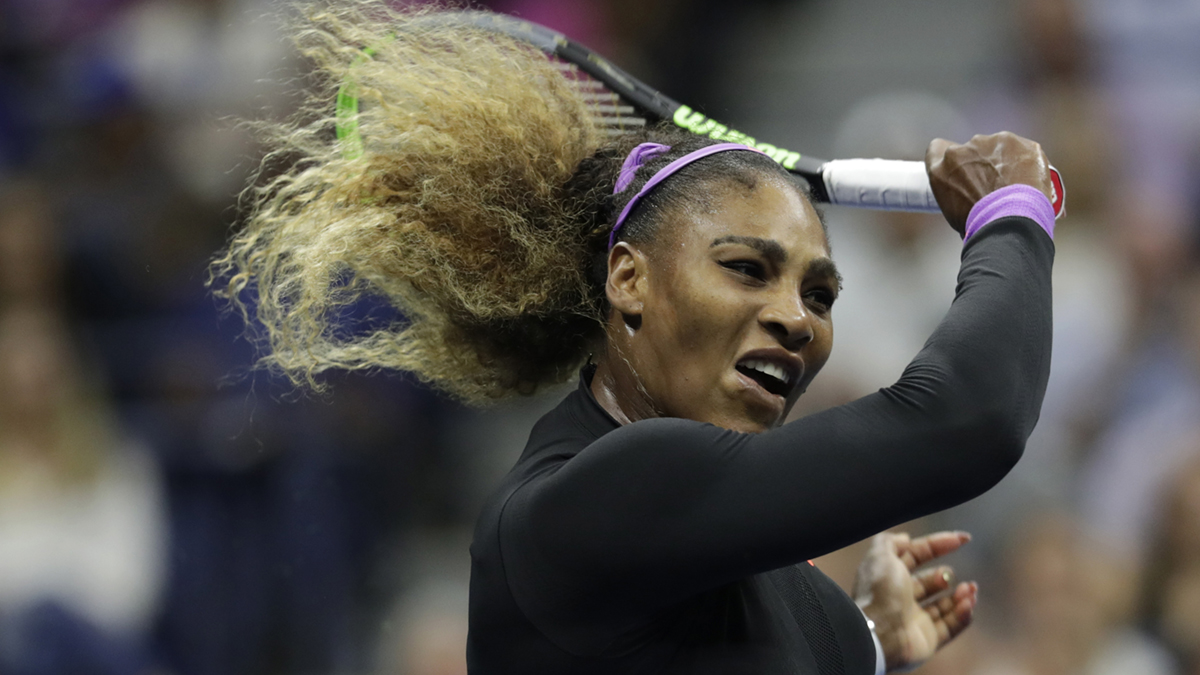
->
xmin=211 ymin=1 xmax=811 ymax=404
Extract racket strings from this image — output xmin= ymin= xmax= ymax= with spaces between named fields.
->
xmin=551 ymin=61 xmax=646 ymax=135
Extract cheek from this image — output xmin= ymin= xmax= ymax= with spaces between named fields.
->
xmin=819 ymin=319 xmax=834 ymax=359
xmin=658 ymin=281 xmax=747 ymax=358
xmin=642 ymin=281 xmax=751 ymax=404
xmin=806 ymin=320 xmax=835 ymax=378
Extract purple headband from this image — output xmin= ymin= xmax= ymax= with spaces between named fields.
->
xmin=608 ymin=142 xmax=772 ymax=250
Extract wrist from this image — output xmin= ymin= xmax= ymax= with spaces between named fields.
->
xmin=857 ymin=599 xmax=920 ymax=673
xmin=857 ymin=604 xmax=887 ymax=675
xmin=963 ymin=184 xmax=1055 ymax=242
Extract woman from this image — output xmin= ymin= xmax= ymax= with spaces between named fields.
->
xmin=213 ymin=4 xmax=1056 ymax=673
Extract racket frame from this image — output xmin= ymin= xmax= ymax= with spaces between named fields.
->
xmin=335 ymin=11 xmax=1065 ymax=218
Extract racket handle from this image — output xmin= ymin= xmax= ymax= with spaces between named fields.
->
xmin=820 ymin=159 xmax=939 ymax=212
xmin=821 ymin=159 xmax=1067 ymax=219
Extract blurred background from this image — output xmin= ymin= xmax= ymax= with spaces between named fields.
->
xmin=0 ymin=0 xmax=1197 ymax=673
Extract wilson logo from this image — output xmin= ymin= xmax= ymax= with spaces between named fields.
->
xmin=672 ymin=105 xmax=801 ymax=170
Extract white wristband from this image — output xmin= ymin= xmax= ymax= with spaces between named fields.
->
xmin=860 ymin=609 xmax=886 ymax=675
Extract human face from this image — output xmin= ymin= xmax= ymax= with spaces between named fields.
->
xmin=611 ymin=175 xmax=837 ymax=434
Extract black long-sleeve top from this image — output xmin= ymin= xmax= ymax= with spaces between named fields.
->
xmin=467 ymin=216 xmax=1054 ymax=674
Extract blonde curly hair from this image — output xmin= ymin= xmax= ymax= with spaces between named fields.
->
xmin=212 ymin=1 xmax=803 ymax=403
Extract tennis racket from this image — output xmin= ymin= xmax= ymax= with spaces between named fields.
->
xmin=336 ymin=11 xmax=1066 ymax=218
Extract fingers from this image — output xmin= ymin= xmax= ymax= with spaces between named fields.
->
xmin=912 ymin=566 xmax=953 ymax=603
xmin=897 ymin=531 xmax=971 ymax=571
xmin=925 ymin=581 xmax=978 ymax=646
xmin=925 ymin=131 xmax=1054 ymax=234
xmin=925 ymin=137 xmax=953 ymax=171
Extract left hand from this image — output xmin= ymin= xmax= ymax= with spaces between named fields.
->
xmin=852 ymin=531 xmax=978 ymax=672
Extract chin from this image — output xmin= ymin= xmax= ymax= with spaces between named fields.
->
xmin=722 ymin=408 xmax=785 ymax=434
xmin=692 ymin=391 xmax=791 ymax=433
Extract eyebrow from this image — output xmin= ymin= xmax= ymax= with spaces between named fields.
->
xmin=806 ymin=257 xmax=844 ymax=291
xmin=710 ymin=235 xmax=788 ymax=265
xmin=710 ymin=235 xmax=842 ymax=289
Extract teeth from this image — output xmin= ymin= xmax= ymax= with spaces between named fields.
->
xmin=741 ymin=359 xmax=791 ymax=385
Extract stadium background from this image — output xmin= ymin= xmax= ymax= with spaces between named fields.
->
xmin=0 ymin=0 xmax=1198 ymax=673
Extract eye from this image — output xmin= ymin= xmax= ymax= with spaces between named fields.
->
xmin=804 ymin=287 xmax=836 ymax=313
xmin=720 ymin=259 xmax=767 ymax=281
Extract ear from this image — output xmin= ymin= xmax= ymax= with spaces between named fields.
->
xmin=605 ymin=242 xmax=650 ymax=318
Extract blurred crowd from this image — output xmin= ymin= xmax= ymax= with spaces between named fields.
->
xmin=0 ymin=0 xmax=1197 ymax=674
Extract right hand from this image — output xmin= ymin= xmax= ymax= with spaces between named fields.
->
xmin=925 ymin=132 xmax=1053 ymax=236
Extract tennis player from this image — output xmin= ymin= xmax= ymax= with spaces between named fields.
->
xmin=214 ymin=5 xmax=1056 ymax=673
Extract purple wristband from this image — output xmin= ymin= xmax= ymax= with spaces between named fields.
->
xmin=963 ymin=184 xmax=1055 ymax=243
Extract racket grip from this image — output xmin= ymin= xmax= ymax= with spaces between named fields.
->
xmin=821 ymin=159 xmax=1067 ymax=219
xmin=820 ymin=159 xmax=940 ymax=212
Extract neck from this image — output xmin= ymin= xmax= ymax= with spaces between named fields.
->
xmin=590 ymin=342 xmax=660 ymax=426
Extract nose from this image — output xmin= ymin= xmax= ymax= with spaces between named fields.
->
xmin=759 ymin=293 xmax=814 ymax=351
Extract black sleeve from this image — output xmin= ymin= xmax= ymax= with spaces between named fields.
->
xmin=501 ymin=217 xmax=1053 ymax=649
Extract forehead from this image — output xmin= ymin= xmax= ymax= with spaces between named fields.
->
xmin=669 ymin=176 xmax=827 ymax=256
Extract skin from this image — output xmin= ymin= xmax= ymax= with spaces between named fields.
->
xmin=592 ymin=172 xmax=836 ymax=434
xmin=854 ymin=531 xmax=979 ymax=671
xmin=588 ymin=132 xmax=1053 ymax=671
xmin=927 ymin=131 xmax=1053 ymax=235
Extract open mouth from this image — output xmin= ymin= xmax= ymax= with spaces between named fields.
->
xmin=735 ymin=359 xmax=794 ymax=398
